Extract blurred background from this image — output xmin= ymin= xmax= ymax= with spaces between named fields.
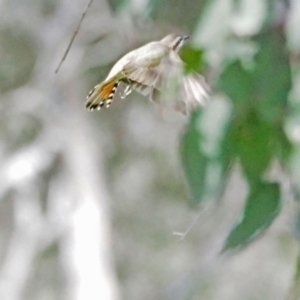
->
xmin=1 ymin=0 xmax=300 ymax=299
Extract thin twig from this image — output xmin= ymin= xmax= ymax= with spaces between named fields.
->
xmin=173 ymin=203 xmax=212 ymax=241
xmin=55 ymin=0 xmax=94 ymax=73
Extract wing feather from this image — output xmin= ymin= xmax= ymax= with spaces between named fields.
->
xmin=123 ymin=48 xmax=210 ymax=113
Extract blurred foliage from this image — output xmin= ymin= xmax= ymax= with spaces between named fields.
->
xmin=181 ymin=102 xmax=232 ymax=205
xmin=181 ymin=3 xmax=294 ymax=252
xmin=223 ymin=181 xmax=280 ymax=251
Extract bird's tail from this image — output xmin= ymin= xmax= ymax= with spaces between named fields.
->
xmin=85 ymin=75 xmax=121 ymax=111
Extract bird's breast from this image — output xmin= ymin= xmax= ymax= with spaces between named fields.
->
xmin=105 ymin=42 xmax=169 ymax=81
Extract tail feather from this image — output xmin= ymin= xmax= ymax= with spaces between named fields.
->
xmin=85 ymin=79 xmax=119 ymax=111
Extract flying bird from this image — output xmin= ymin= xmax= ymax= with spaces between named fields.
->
xmin=85 ymin=34 xmax=210 ymax=114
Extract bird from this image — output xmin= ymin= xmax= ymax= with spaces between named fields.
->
xmin=85 ymin=34 xmax=210 ymax=114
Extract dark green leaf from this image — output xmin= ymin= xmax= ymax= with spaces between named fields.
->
xmin=223 ymin=182 xmax=281 ymax=252
xmin=231 ymin=113 xmax=274 ymax=181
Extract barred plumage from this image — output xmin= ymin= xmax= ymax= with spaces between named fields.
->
xmin=85 ymin=34 xmax=210 ymax=114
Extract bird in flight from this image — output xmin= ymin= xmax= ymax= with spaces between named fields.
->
xmin=85 ymin=34 xmax=210 ymax=114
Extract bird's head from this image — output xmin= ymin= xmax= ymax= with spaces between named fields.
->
xmin=160 ymin=34 xmax=189 ymax=52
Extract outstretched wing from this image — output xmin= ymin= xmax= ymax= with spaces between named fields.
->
xmin=122 ymin=42 xmax=169 ymax=89
xmin=123 ymin=50 xmax=210 ymax=114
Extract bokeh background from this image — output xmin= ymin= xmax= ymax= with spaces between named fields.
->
xmin=1 ymin=0 xmax=300 ymax=299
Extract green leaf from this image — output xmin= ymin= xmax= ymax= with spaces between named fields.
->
xmin=181 ymin=111 xmax=207 ymax=202
xmin=219 ymin=30 xmax=291 ymax=125
xmin=180 ymin=46 xmax=206 ymax=73
xmin=181 ymin=98 xmax=232 ymax=204
xmin=218 ymin=60 xmax=254 ymax=117
xmin=223 ymin=182 xmax=281 ymax=252
xmin=231 ymin=112 xmax=274 ymax=181
xmin=253 ymin=31 xmax=291 ymax=124
xmin=218 ymin=29 xmax=291 ymax=183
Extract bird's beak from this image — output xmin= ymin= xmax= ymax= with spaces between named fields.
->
xmin=183 ymin=35 xmax=190 ymax=41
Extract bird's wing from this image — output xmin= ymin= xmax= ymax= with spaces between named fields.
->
xmin=122 ymin=42 xmax=169 ymax=89
xmin=123 ymin=49 xmax=210 ymax=114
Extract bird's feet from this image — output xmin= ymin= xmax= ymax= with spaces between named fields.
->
xmin=120 ymin=78 xmax=133 ymax=99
